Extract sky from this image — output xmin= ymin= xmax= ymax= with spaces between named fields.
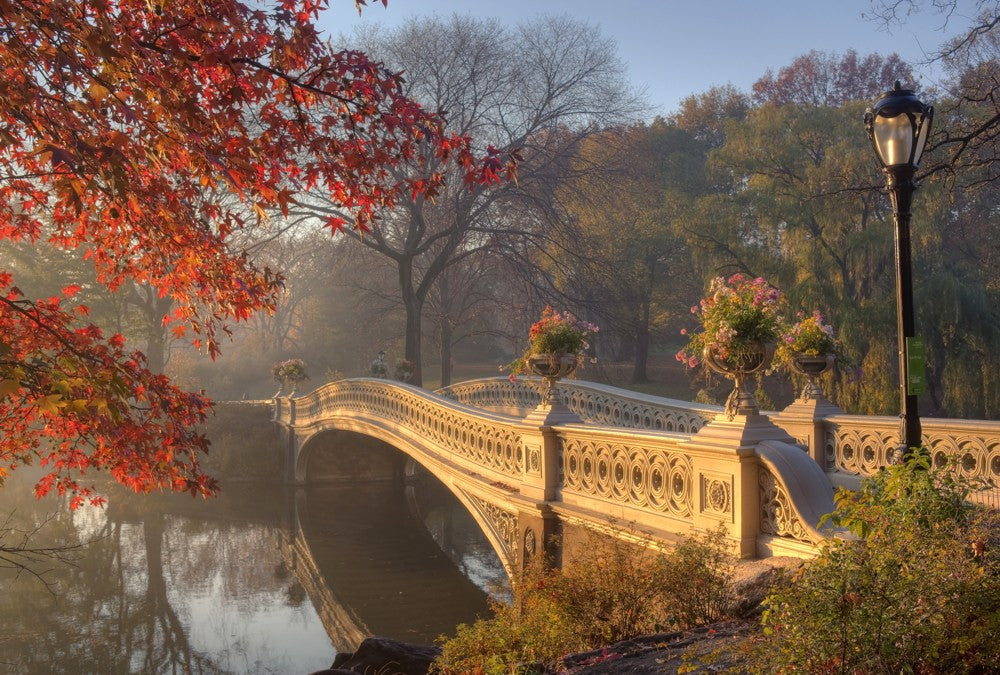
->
xmin=317 ymin=0 xmax=976 ymax=116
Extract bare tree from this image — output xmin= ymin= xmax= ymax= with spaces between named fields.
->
xmin=292 ymin=14 xmax=643 ymax=385
xmin=870 ymin=1 xmax=1000 ymax=187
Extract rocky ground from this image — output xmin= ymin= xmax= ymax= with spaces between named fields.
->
xmin=558 ymin=620 xmax=757 ymax=674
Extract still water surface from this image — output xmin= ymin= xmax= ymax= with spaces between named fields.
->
xmin=0 ymin=467 xmax=504 ymax=673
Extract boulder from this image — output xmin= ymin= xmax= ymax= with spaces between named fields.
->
xmin=313 ymin=636 xmax=442 ymax=675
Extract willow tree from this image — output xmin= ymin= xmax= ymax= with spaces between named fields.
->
xmin=548 ymin=121 xmax=705 ymax=383
xmin=678 ymin=50 xmax=1000 ymax=417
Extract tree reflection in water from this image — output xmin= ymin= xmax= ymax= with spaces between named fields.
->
xmin=0 ymin=464 xmax=505 ymax=673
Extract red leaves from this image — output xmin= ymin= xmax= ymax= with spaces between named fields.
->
xmin=1 ymin=282 xmax=217 ymax=507
xmin=325 ymin=216 xmax=347 ymax=234
xmin=0 ymin=0 xmax=519 ymax=505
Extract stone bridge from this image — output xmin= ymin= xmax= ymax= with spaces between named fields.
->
xmin=273 ymin=376 xmax=1000 ymax=575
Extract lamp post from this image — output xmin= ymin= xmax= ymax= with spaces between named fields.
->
xmin=864 ymin=81 xmax=933 ymax=462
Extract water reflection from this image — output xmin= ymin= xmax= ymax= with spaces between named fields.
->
xmin=0 ymin=465 xmax=503 ymax=673
xmin=299 ymin=476 xmax=505 ymax=650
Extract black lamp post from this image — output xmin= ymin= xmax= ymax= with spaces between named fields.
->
xmin=864 ymin=81 xmax=933 ymax=462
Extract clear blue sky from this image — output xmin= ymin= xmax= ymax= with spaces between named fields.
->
xmin=318 ymin=0 xmax=974 ymax=116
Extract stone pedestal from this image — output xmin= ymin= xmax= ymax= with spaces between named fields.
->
xmin=519 ymin=380 xmax=581 ymax=502
xmin=685 ymin=412 xmax=795 ymax=558
xmin=773 ymin=397 xmax=842 ymax=468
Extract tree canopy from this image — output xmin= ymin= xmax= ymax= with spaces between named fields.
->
xmin=0 ymin=0 xmax=513 ymax=506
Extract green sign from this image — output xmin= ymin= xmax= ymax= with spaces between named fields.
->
xmin=906 ymin=336 xmax=926 ymax=396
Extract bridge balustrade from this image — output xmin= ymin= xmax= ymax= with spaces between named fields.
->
xmin=556 ymin=426 xmax=695 ymax=523
xmin=443 ymin=378 xmax=1000 ymax=508
xmin=275 ymin=376 xmax=999 ymax=572
xmin=821 ymin=414 xmax=1000 ymax=507
xmin=440 ymin=378 xmax=720 ymax=432
xmin=290 ymin=378 xmax=526 ymax=482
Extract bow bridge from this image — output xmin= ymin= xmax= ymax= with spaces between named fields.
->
xmin=273 ymin=377 xmax=1000 ymax=574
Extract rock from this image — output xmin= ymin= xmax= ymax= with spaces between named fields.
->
xmin=731 ymin=556 xmax=800 ymax=618
xmin=314 ymin=636 xmax=442 ymax=675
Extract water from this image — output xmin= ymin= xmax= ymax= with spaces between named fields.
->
xmin=0 ymin=467 xmax=505 ymax=674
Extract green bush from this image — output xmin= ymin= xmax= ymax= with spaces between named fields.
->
xmin=756 ymin=455 xmax=1000 ymax=674
xmin=432 ymin=525 xmax=736 ymax=674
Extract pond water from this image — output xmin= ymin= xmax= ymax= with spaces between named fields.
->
xmin=0 ymin=465 xmax=505 ymax=673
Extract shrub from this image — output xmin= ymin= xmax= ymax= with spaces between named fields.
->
xmin=659 ymin=526 xmax=736 ymax=629
xmin=432 ymin=525 xmax=736 ymax=674
xmin=756 ymin=455 xmax=1000 ymax=673
xmin=432 ymin=558 xmax=586 ymax=675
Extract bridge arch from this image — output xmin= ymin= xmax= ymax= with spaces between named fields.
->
xmin=293 ymin=413 xmax=529 ymax=578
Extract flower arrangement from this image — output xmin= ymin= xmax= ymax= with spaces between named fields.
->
xmin=394 ymin=358 xmax=415 ymax=382
xmin=271 ymin=358 xmax=309 ymax=385
xmin=369 ymin=352 xmax=387 ymax=378
xmin=506 ymin=306 xmax=599 ymax=379
xmin=778 ymin=311 xmax=837 ymax=360
xmin=676 ymin=274 xmax=785 ymax=369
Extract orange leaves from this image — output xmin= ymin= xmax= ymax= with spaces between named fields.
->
xmin=0 ymin=0 xmax=520 ymax=506
xmin=1 ymin=280 xmax=216 ymax=507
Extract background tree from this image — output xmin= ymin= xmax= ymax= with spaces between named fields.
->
xmin=675 ymin=48 xmax=1000 ymax=417
xmin=550 ymin=121 xmax=704 ymax=383
xmin=294 ymin=14 xmax=642 ymax=385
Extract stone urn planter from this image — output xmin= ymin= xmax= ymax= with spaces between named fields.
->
xmin=702 ymin=342 xmax=775 ymax=418
xmin=790 ymin=353 xmax=835 ymax=401
xmin=528 ymin=353 xmax=578 ymax=406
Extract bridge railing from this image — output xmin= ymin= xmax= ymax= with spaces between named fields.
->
xmin=821 ymin=414 xmax=1000 ymax=508
xmin=276 ymin=377 xmax=998 ymax=565
xmin=554 ymin=425 xmax=696 ymax=525
xmin=286 ymin=378 xmax=528 ymax=484
xmin=439 ymin=378 xmax=721 ymax=433
xmin=439 ymin=377 xmax=1000 ymax=508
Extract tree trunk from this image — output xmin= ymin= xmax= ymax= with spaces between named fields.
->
xmin=145 ymin=330 xmax=166 ymax=374
xmin=399 ymin=258 xmax=424 ymax=386
xmin=439 ymin=317 xmax=453 ymax=387
xmin=141 ymin=293 xmax=172 ymax=374
xmin=630 ymin=301 xmax=651 ymax=384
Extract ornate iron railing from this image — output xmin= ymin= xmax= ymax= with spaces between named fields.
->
xmin=439 ymin=377 xmax=1000 ymax=508
xmin=439 ymin=377 xmax=720 ymax=433
xmin=823 ymin=414 xmax=1000 ymax=507
xmin=294 ymin=379 xmax=526 ymax=481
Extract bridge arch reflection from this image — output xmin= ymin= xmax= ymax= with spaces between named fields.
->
xmin=284 ymin=444 xmax=506 ymax=651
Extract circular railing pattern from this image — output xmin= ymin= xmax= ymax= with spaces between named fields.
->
xmin=560 ymin=438 xmax=693 ymax=518
xmin=825 ymin=417 xmax=1000 ymax=507
xmin=295 ymin=380 xmax=525 ymax=479
xmin=825 ymin=426 xmax=896 ymax=475
xmin=439 ymin=377 xmax=718 ymax=433
xmin=438 ymin=379 xmax=541 ymax=411
xmin=827 ymin=420 xmax=1000 ymax=481
xmin=929 ymin=434 xmax=1000 ymax=484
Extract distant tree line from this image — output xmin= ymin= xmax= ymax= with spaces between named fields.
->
xmin=6 ymin=6 xmax=997 ymax=419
